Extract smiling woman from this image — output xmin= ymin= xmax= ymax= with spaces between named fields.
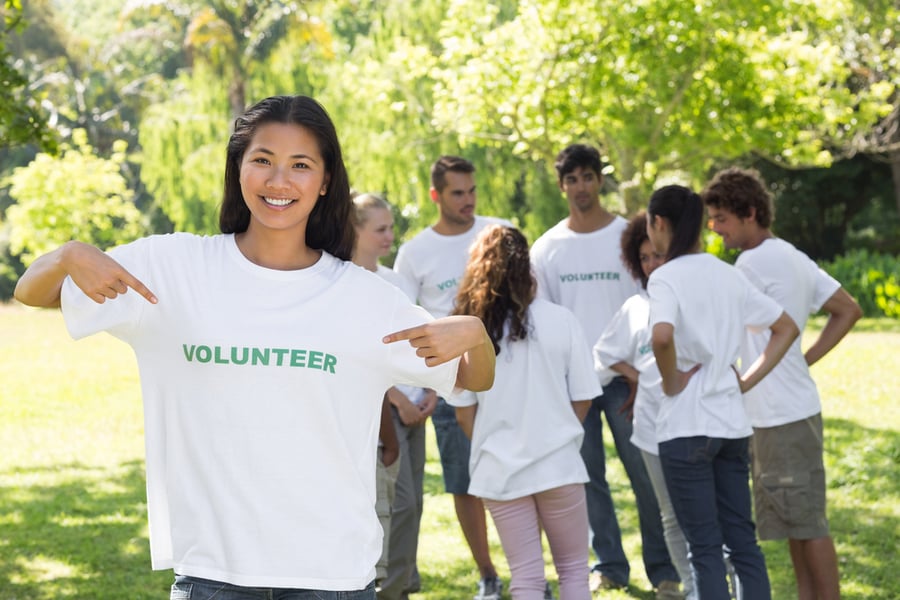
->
xmin=237 ymin=122 xmax=329 ymax=261
xmin=11 ymin=95 xmax=497 ymax=600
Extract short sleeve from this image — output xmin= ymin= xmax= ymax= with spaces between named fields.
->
xmin=566 ymin=311 xmax=604 ymax=401
xmin=386 ymin=297 xmax=460 ymax=398
xmin=647 ymin=275 xmax=679 ymax=328
xmin=446 ymin=389 xmax=477 ymax=407
xmin=740 ymin=273 xmax=784 ymax=333
xmin=810 ymin=265 xmax=841 ymax=312
xmin=61 ymin=239 xmax=152 ymax=341
xmin=593 ymin=302 xmax=635 ymax=376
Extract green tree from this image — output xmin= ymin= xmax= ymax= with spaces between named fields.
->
xmin=4 ymin=129 xmax=146 ymax=265
xmin=429 ymin=0 xmax=896 ymax=212
xmin=309 ymin=0 xmax=558 ymax=242
xmin=824 ymin=1 xmax=900 ymax=213
xmin=0 ymin=0 xmax=57 ymax=152
xmin=138 ymin=66 xmax=231 ymax=234
xmin=122 ymin=0 xmax=332 ymax=118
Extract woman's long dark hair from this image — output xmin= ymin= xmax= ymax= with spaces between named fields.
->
xmin=452 ymin=225 xmax=534 ymax=356
xmin=647 ymin=185 xmax=703 ymax=261
xmin=219 ymin=95 xmax=355 ymax=260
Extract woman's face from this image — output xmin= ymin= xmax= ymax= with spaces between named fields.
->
xmin=638 ymin=238 xmax=665 ymax=279
xmin=354 ymin=206 xmax=395 ymax=259
xmin=238 ymin=122 xmax=329 ymax=237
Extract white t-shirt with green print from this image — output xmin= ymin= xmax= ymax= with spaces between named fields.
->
xmin=61 ymin=233 xmax=458 ymax=590
xmin=531 ymin=216 xmax=640 ymax=384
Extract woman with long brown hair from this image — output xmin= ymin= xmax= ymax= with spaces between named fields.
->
xmin=14 ymin=95 xmax=495 ymax=600
xmin=448 ymin=224 xmax=600 ymax=600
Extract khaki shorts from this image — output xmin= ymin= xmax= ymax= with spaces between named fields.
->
xmin=750 ymin=413 xmax=829 ymax=541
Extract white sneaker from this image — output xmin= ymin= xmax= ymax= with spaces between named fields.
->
xmin=474 ymin=576 xmax=503 ymax=600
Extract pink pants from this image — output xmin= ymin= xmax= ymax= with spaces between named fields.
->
xmin=484 ymin=484 xmax=591 ymax=600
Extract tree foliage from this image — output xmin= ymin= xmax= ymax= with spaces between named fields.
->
xmin=138 ymin=66 xmax=231 ymax=234
xmin=429 ymin=0 xmax=896 ymax=212
xmin=5 ymin=130 xmax=146 ymax=265
xmin=0 ymin=0 xmax=57 ymax=152
xmin=2 ymin=0 xmax=897 ymax=265
xmin=307 ymin=0 xmax=561 ymax=243
xmin=121 ymin=0 xmax=333 ymax=119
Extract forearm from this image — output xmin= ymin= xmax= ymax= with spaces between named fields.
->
xmin=805 ymin=289 xmax=862 ymax=367
xmin=572 ymin=399 xmax=591 ymax=422
xmin=454 ymin=405 xmax=476 ymax=439
xmin=14 ymin=244 xmax=72 ymax=308
xmin=741 ymin=311 xmax=799 ymax=392
xmin=385 ymin=386 xmax=413 ymax=411
xmin=378 ymin=396 xmax=399 ymax=452
xmin=610 ymin=361 xmax=639 ymax=384
xmin=455 ymin=323 xmax=496 ymax=392
xmin=651 ymin=324 xmax=679 ymax=395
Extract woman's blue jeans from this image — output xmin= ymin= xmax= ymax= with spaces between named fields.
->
xmin=170 ymin=575 xmax=376 ymax=600
xmin=658 ymin=436 xmax=770 ymax=600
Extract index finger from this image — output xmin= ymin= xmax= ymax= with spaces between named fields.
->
xmin=383 ymin=324 xmax=425 ymax=344
xmin=122 ymin=272 xmax=158 ymax=304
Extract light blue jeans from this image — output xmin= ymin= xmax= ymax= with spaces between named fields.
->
xmin=170 ymin=576 xmax=376 ymax=600
xmin=641 ymin=449 xmax=696 ymax=600
xmin=580 ymin=378 xmax=677 ymax=586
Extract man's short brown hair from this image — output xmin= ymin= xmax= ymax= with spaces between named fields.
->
xmin=431 ymin=155 xmax=475 ymax=193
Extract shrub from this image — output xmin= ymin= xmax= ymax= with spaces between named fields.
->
xmin=820 ymin=250 xmax=900 ymax=318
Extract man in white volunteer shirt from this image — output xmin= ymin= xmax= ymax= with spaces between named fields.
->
xmin=394 ymin=156 xmax=511 ymax=600
xmin=703 ymin=167 xmax=862 ymax=600
xmin=530 ymin=144 xmax=679 ymax=596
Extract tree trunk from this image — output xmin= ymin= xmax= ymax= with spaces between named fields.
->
xmin=229 ymin=75 xmax=246 ymax=122
xmin=891 ymin=149 xmax=900 ymax=216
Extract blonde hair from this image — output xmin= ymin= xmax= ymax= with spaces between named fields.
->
xmin=351 ymin=193 xmax=391 ymax=227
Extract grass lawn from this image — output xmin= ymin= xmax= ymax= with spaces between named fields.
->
xmin=1 ymin=304 xmax=897 ymax=599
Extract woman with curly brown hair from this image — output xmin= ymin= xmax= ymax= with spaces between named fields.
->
xmin=448 ymin=224 xmax=601 ymax=600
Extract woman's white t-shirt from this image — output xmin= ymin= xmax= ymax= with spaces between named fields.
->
xmin=594 ymin=291 xmax=664 ymax=454
xmin=647 ymin=253 xmax=783 ymax=443
xmin=60 ymin=233 xmax=459 ymax=590
xmin=447 ymin=299 xmax=601 ymax=500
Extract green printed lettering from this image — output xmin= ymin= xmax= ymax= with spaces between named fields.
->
xmin=214 ymin=346 xmax=229 ymax=364
xmin=290 ymin=349 xmax=307 ymax=367
xmin=231 ymin=347 xmax=249 ymax=365
xmin=182 ymin=342 xmax=337 ymax=374
xmin=272 ymin=348 xmax=290 ymax=366
xmin=195 ymin=346 xmax=212 ymax=363
xmin=252 ymin=347 xmax=270 ymax=365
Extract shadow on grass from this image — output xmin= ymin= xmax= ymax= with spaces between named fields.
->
xmin=424 ymin=417 xmax=898 ymax=600
xmin=821 ymin=417 xmax=898 ymax=597
xmin=1 ymin=416 xmax=894 ymax=599
xmin=764 ymin=416 xmax=899 ymax=599
xmin=0 ymin=460 xmax=170 ymax=599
